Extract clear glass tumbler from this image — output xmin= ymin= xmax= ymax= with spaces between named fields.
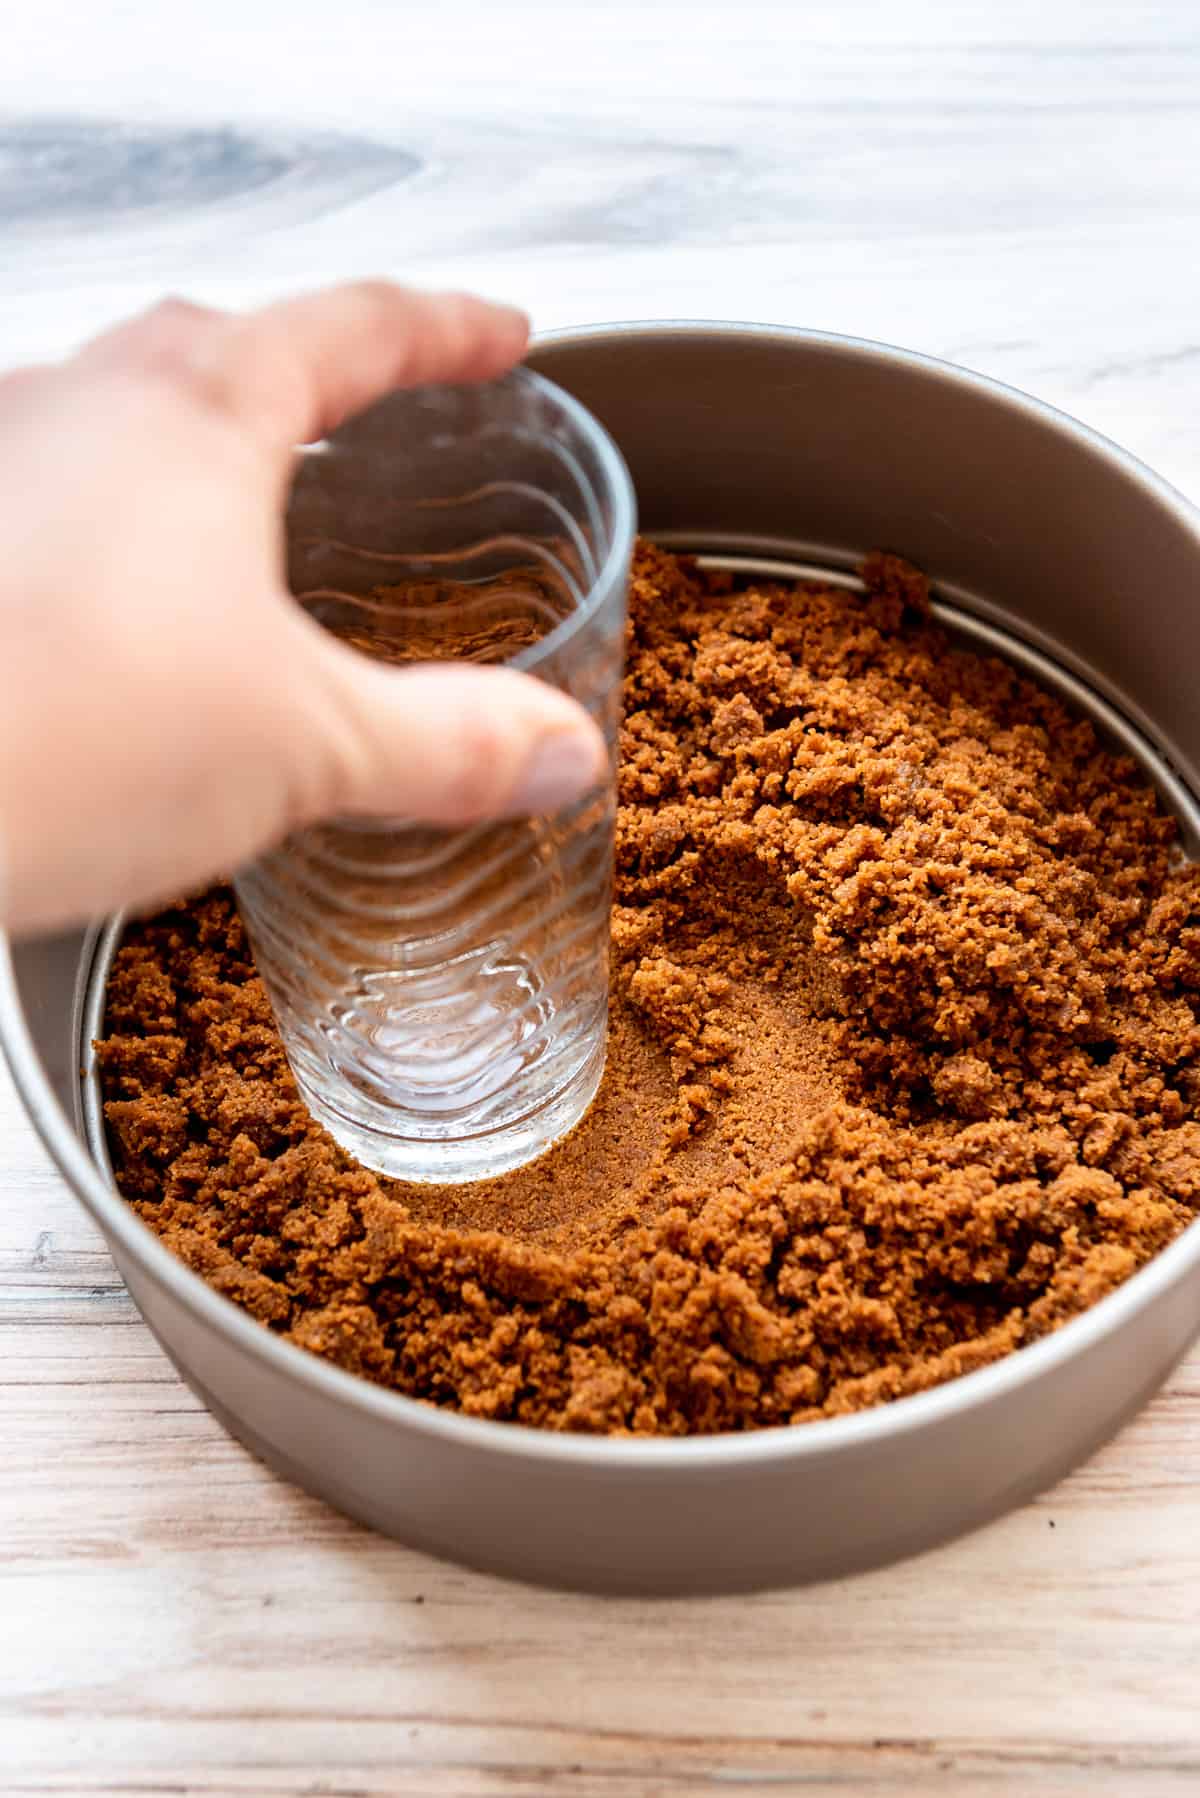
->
xmin=234 ymin=369 xmax=635 ymax=1183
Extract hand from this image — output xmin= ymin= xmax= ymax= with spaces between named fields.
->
xmin=0 ymin=282 xmax=607 ymax=936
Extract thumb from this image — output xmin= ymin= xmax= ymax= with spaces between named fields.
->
xmin=307 ymin=645 xmax=610 ymax=827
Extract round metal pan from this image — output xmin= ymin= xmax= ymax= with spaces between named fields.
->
xmin=5 ymin=323 xmax=1200 ymax=1594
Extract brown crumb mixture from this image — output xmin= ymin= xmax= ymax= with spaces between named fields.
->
xmin=97 ymin=544 xmax=1200 ymax=1434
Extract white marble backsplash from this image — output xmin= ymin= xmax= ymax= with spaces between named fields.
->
xmin=1 ymin=0 xmax=1199 ymax=501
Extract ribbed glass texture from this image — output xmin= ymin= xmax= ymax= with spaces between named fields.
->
xmin=235 ymin=370 xmax=635 ymax=1182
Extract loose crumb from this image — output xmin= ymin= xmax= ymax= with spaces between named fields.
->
xmin=97 ymin=545 xmax=1200 ymax=1434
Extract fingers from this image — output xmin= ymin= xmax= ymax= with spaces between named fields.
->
xmin=0 ymin=363 xmax=54 ymax=406
xmin=77 ymin=282 xmax=529 ymax=450
xmin=248 ymin=284 xmax=530 ymax=445
xmin=78 ymin=294 xmax=224 ymax=376
xmin=306 ymin=643 xmax=608 ymax=828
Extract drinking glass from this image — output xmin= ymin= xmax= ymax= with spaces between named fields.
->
xmin=234 ymin=369 xmax=635 ymax=1183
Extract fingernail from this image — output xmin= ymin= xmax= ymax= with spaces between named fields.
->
xmin=509 ymin=729 xmax=605 ymax=816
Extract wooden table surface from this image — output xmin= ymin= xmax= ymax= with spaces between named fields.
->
xmin=5 ymin=3 xmax=1200 ymax=1791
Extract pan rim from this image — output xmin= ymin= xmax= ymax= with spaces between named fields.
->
xmin=6 ymin=316 xmax=1200 ymax=1472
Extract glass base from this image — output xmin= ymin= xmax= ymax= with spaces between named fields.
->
xmin=295 ymin=1032 xmax=607 ymax=1185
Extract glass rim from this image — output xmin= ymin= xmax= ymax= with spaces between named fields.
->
xmin=298 ymin=364 xmax=637 ymax=679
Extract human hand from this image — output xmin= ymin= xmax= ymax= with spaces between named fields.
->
xmin=0 ymin=282 xmax=607 ymax=936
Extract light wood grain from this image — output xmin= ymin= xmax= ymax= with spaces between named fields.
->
xmin=5 ymin=2 xmax=1200 ymax=1792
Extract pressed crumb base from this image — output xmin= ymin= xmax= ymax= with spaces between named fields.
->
xmin=97 ymin=545 xmax=1200 ymax=1434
